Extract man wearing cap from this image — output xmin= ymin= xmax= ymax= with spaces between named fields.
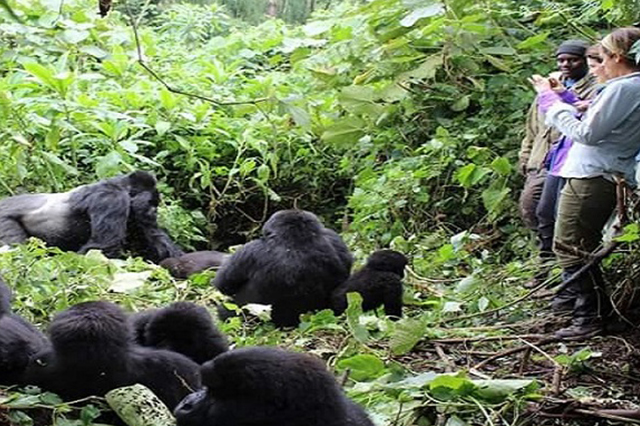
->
xmin=519 ymin=39 xmax=598 ymax=286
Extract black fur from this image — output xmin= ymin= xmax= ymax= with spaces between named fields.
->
xmin=0 ymin=278 xmax=49 ymax=385
xmin=131 ymin=302 xmax=229 ymax=364
xmin=213 ymin=210 xmax=353 ymax=327
xmin=24 ymin=301 xmax=200 ymax=409
xmin=0 ymin=171 xmax=183 ymax=263
xmin=174 ymin=346 xmax=374 ymax=426
xmin=160 ymin=251 xmax=230 ymax=279
xmin=331 ymin=250 xmax=408 ymax=318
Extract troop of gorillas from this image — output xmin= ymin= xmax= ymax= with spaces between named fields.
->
xmin=0 ymin=171 xmax=409 ymax=425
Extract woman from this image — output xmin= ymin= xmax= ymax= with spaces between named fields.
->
xmin=532 ymin=27 xmax=640 ymax=339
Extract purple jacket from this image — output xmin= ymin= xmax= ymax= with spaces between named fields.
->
xmin=537 ymin=90 xmax=581 ymax=175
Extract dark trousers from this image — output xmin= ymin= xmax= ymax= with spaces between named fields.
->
xmin=535 ymin=174 xmax=565 ymax=254
xmin=519 ymin=169 xmax=547 ymax=231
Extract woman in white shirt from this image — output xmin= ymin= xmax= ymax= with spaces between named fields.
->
xmin=532 ymin=27 xmax=640 ymax=339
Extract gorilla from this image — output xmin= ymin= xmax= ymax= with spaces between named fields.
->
xmin=160 ymin=251 xmax=230 ymax=279
xmin=0 ymin=279 xmax=49 ymax=385
xmin=174 ymin=346 xmax=374 ymax=426
xmin=331 ymin=250 xmax=408 ymax=318
xmin=131 ymin=302 xmax=229 ymax=364
xmin=24 ymin=301 xmax=200 ymax=410
xmin=213 ymin=210 xmax=353 ymax=327
xmin=0 ymin=171 xmax=183 ymax=263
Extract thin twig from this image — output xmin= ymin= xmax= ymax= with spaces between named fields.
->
xmin=432 ymin=334 xmax=546 ymax=344
xmin=473 ymin=338 xmax=557 ymax=370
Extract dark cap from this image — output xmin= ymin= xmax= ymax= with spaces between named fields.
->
xmin=556 ymin=39 xmax=589 ymax=57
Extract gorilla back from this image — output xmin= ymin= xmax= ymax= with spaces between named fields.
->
xmin=174 ymin=346 xmax=374 ymax=426
xmin=0 ymin=171 xmax=182 ymax=262
xmin=213 ymin=210 xmax=353 ymax=326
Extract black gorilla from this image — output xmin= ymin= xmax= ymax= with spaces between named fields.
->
xmin=174 ymin=346 xmax=374 ymax=426
xmin=0 ymin=171 xmax=183 ymax=263
xmin=24 ymin=301 xmax=200 ymax=410
xmin=331 ymin=250 xmax=408 ymax=318
xmin=131 ymin=302 xmax=229 ymax=364
xmin=213 ymin=210 xmax=353 ymax=327
xmin=160 ymin=251 xmax=230 ymax=279
xmin=0 ymin=279 xmax=49 ymax=385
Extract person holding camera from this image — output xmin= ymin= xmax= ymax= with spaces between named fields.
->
xmin=532 ymin=27 xmax=640 ymax=339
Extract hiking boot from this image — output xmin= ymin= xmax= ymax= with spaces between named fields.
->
xmin=550 ymin=296 xmax=575 ymax=314
xmin=554 ymin=322 xmax=602 ymax=340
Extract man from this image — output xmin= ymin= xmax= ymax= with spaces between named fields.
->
xmin=519 ymin=40 xmax=598 ymax=287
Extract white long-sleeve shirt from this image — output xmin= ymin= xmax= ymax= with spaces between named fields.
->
xmin=546 ymin=72 xmax=640 ymax=184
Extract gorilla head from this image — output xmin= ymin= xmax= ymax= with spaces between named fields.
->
xmin=213 ymin=209 xmax=353 ymax=327
xmin=174 ymin=346 xmax=374 ymax=426
xmin=331 ymin=249 xmax=408 ymax=318
xmin=0 ymin=171 xmax=182 ymax=263
xmin=131 ymin=302 xmax=229 ymax=364
xmin=24 ymin=301 xmax=200 ymax=409
xmin=366 ymin=250 xmax=408 ymax=276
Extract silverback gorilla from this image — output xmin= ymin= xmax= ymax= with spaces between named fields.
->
xmin=213 ymin=210 xmax=353 ymax=327
xmin=0 ymin=279 xmax=48 ymax=385
xmin=131 ymin=302 xmax=229 ymax=364
xmin=24 ymin=301 xmax=200 ymax=410
xmin=0 ymin=171 xmax=183 ymax=263
xmin=331 ymin=249 xmax=408 ymax=318
xmin=173 ymin=346 xmax=374 ymax=426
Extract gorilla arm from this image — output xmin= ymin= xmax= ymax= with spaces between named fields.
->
xmin=212 ymin=242 xmax=259 ymax=295
xmin=126 ymin=192 xmax=183 ymax=263
xmin=76 ymin=184 xmax=131 ymax=258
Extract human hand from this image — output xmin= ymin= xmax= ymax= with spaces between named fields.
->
xmin=548 ymin=77 xmax=565 ymax=94
xmin=528 ymin=74 xmax=551 ymax=93
xmin=574 ymin=100 xmax=590 ymax=112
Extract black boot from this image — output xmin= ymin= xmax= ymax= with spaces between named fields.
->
xmin=524 ymin=250 xmax=556 ymax=289
xmin=555 ymin=267 xmax=609 ymax=340
xmin=550 ymin=266 xmax=580 ymax=315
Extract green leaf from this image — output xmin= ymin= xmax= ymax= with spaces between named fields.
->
xmin=284 ymin=103 xmax=311 ymax=129
xmin=482 ymin=187 xmax=510 ymax=218
xmin=429 ymin=373 xmax=476 ymax=401
xmin=480 ymin=46 xmax=516 ymax=56
xmin=451 ymin=95 xmax=470 ymax=112
xmin=155 ymin=121 xmax=171 ymax=136
xmin=400 ymin=4 xmax=444 ymax=27
xmin=337 ymin=354 xmax=386 ymax=381
xmin=517 ymin=32 xmax=550 ymax=50
xmin=96 ymin=151 xmax=122 ymax=178
xmin=61 ymin=29 xmax=90 ymax=44
xmin=390 ymin=316 xmax=428 ymax=355
xmin=455 ymin=164 xmax=491 ymax=188
xmin=402 ymin=55 xmax=442 ymax=80
xmin=491 ymin=157 xmax=511 ymax=175
xmin=472 ymin=379 xmax=538 ymax=403
xmin=321 ymin=118 xmax=366 ymax=147
xmin=39 ymin=152 xmax=79 ymax=176
xmin=345 ymin=292 xmax=370 ymax=343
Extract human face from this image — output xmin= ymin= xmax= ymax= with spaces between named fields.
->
xmin=587 ymin=57 xmax=606 ymax=83
xmin=556 ymin=53 xmax=587 ymax=80
xmin=600 ymin=52 xmax=628 ymax=79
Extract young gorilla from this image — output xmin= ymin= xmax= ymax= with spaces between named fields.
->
xmin=0 ymin=279 xmax=49 ymax=385
xmin=24 ymin=301 xmax=200 ymax=410
xmin=131 ymin=302 xmax=229 ymax=364
xmin=213 ymin=210 xmax=353 ymax=327
xmin=0 ymin=171 xmax=183 ymax=263
xmin=174 ymin=346 xmax=374 ymax=426
xmin=331 ymin=250 xmax=408 ymax=318
xmin=160 ymin=251 xmax=230 ymax=279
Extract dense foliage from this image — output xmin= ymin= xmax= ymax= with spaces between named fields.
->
xmin=0 ymin=0 xmax=638 ymax=425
